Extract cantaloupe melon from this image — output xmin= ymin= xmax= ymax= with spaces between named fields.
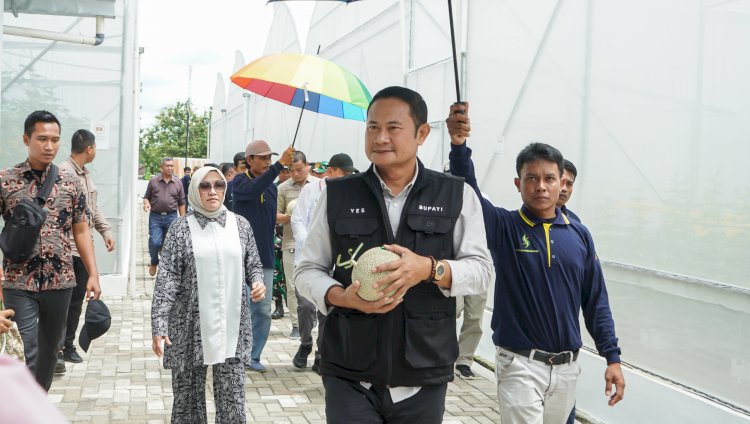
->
xmin=351 ymin=246 xmax=400 ymax=301
xmin=285 ymin=199 xmax=297 ymax=215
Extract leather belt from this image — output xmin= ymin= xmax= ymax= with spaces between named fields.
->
xmin=502 ymin=346 xmax=579 ymax=365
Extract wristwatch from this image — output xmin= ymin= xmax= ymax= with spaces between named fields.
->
xmin=433 ymin=260 xmax=446 ymax=282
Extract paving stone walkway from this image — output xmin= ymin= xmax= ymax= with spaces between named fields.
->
xmin=49 ymin=210 xmax=502 ymax=423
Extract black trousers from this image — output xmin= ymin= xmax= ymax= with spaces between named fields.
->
xmin=3 ymin=287 xmax=72 ymax=391
xmin=322 ymin=375 xmax=447 ymax=424
xmin=60 ymin=256 xmax=88 ymax=350
xmin=315 ymin=310 xmax=326 ymax=362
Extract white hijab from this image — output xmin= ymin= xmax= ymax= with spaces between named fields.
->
xmin=188 ymin=166 xmax=227 ymax=218
xmin=186 ymin=166 xmax=243 ymax=365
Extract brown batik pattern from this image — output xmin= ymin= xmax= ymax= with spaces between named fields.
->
xmin=0 ymin=161 xmax=88 ymax=291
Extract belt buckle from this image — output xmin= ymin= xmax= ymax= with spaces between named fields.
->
xmin=161 ymin=212 xmax=168 ymax=216
xmin=547 ymin=352 xmax=567 ymax=365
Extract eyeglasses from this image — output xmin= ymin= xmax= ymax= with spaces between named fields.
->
xmin=198 ymin=180 xmax=227 ymax=192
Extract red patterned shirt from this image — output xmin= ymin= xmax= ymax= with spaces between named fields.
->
xmin=0 ymin=160 xmax=88 ymax=291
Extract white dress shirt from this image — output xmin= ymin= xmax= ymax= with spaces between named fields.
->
xmin=290 ymin=177 xmax=328 ymax=266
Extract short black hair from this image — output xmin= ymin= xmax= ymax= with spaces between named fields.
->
xmin=24 ymin=110 xmax=61 ymax=137
xmin=219 ymin=162 xmax=233 ymax=175
xmin=292 ymin=151 xmax=307 ymax=165
xmin=233 ymin=152 xmax=245 ymax=167
xmin=204 ymin=162 xmax=219 ymax=169
xmin=184 ymin=166 xmax=191 ymax=172
xmin=71 ymin=129 xmax=95 ymax=154
xmin=515 ymin=142 xmax=564 ymax=177
xmin=563 ymin=159 xmax=577 ymax=179
xmin=367 ymin=86 xmax=428 ymax=133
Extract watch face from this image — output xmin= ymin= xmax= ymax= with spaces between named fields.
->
xmin=435 ymin=262 xmax=446 ymax=279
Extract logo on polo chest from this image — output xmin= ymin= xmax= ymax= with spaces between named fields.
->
xmin=516 ymin=233 xmax=539 ymax=253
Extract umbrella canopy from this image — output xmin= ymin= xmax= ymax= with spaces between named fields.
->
xmin=266 ymin=0 xmax=461 ymax=103
xmin=231 ymin=52 xmax=371 ymax=122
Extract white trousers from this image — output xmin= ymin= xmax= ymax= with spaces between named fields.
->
xmin=495 ymin=346 xmax=580 ymax=424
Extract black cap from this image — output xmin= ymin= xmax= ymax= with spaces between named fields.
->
xmin=328 ymin=153 xmax=358 ymax=173
xmin=79 ymin=299 xmax=111 ymax=352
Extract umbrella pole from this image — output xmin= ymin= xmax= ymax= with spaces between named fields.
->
xmin=291 ymin=100 xmax=306 ymax=149
xmin=447 ymin=0 xmax=462 ymax=104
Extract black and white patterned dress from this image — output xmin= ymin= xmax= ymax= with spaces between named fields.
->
xmin=151 ymin=210 xmax=264 ymax=370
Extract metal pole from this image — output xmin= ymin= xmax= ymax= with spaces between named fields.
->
xmin=185 ymin=66 xmax=192 ymax=165
xmin=291 ymin=84 xmax=309 ymax=148
xmin=185 ymin=100 xmax=190 ymax=164
xmin=447 ymin=0 xmax=462 ymax=103
xmin=291 ymin=101 xmax=306 ymax=148
xmin=207 ymin=107 xmax=212 ymax=159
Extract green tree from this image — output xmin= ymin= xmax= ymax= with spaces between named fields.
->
xmin=139 ymin=101 xmax=210 ymax=176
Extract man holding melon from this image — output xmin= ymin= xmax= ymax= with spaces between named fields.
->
xmin=295 ymin=86 xmax=494 ymax=424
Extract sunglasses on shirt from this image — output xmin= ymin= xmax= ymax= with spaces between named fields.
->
xmin=198 ymin=180 xmax=227 ymax=192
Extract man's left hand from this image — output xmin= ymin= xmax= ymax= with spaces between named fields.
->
xmin=104 ymin=237 xmax=116 ymax=252
xmin=371 ymin=244 xmax=432 ymax=300
xmin=605 ymin=362 xmax=625 ymax=406
xmin=86 ymin=275 xmax=102 ymax=300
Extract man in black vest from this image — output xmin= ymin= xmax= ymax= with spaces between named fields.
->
xmin=295 ymin=87 xmax=494 ymax=424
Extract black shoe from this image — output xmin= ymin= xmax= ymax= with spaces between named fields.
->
xmin=288 ymin=326 xmax=300 ymax=340
xmin=54 ymin=352 xmax=66 ymax=374
xmin=456 ymin=364 xmax=475 ymax=379
xmin=311 ymin=357 xmax=320 ymax=374
xmin=63 ymin=346 xmax=83 ymax=363
xmin=271 ymin=307 xmax=284 ymax=320
xmin=293 ymin=344 xmax=313 ymax=369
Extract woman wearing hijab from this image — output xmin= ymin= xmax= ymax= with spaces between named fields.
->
xmin=151 ymin=166 xmax=266 ymax=424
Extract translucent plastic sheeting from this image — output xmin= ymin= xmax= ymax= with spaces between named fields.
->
xmin=1 ymin=5 xmax=136 ymax=274
xmin=3 ymin=0 xmax=115 ymax=18
xmin=464 ymin=0 xmax=750 ymax=288
xmin=464 ymin=0 xmax=750 ymax=413
xmin=583 ymin=267 xmax=750 ymax=412
xmin=408 ymin=0 xmax=453 ymax=69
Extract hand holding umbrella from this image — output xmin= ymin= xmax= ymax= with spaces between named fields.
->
xmin=279 ymin=146 xmax=295 ymax=167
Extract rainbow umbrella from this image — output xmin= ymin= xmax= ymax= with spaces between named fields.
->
xmin=231 ymin=52 xmax=372 ymax=146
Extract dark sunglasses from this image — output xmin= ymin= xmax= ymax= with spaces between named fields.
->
xmin=198 ymin=180 xmax=227 ymax=192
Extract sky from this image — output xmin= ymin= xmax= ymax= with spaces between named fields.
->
xmin=138 ymin=1 xmax=313 ymax=128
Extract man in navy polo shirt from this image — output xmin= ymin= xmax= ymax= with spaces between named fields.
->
xmin=446 ymin=102 xmax=625 ymax=423
xmin=557 ymin=158 xmax=581 ymax=424
xmin=232 ymin=140 xmax=293 ymax=372
xmin=557 ymin=159 xmax=581 ymax=224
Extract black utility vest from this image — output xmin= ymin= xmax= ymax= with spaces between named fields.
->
xmin=322 ymin=162 xmax=464 ymax=387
